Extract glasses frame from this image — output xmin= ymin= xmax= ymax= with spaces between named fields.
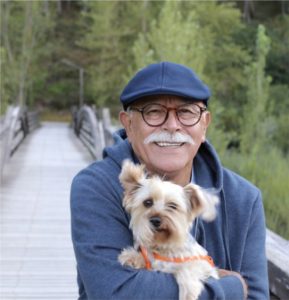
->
xmin=128 ymin=102 xmax=207 ymax=127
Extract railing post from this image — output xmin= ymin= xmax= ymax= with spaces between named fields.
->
xmin=72 ymin=106 xmax=119 ymax=160
xmin=0 ymin=106 xmax=14 ymax=180
xmin=266 ymin=229 xmax=289 ymax=299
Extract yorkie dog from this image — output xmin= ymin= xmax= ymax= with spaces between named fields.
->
xmin=118 ymin=160 xmax=219 ymax=300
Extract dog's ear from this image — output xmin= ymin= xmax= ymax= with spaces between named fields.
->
xmin=184 ymin=184 xmax=219 ymax=222
xmin=119 ymin=160 xmax=146 ymax=211
xmin=119 ymin=160 xmax=145 ymax=189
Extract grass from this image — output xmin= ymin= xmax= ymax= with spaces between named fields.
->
xmin=40 ymin=109 xmax=72 ymax=123
xmin=220 ymin=147 xmax=289 ymax=240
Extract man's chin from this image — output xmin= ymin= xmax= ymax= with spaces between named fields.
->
xmin=148 ymin=160 xmax=188 ymax=175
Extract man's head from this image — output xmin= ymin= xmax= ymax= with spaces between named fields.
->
xmin=119 ymin=62 xmax=211 ymax=185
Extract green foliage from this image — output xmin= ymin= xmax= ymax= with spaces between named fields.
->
xmin=131 ymin=1 xmax=209 ymax=77
xmin=221 ymin=147 xmax=289 ymax=240
xmin=265 ymin=15 xmax=289 ymax=85
xmin=1 ymin=1 xmax=54 ymax=111
xmin=212 ymin=24 xmax=289 ymax=239
xmin=192 ymin=1 xmax=251 ymax=96
xmin=240 ymin=25 xmax=271 ymax=154
xmin=77 ymin=1 xmax=152 ymax=107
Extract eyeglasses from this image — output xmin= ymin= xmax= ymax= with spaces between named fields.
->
xmin=128 ymin=103 xmax=207 ymax=127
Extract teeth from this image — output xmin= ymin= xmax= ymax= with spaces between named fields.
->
xmin=156 ymin=142 xmax=183 ymax=147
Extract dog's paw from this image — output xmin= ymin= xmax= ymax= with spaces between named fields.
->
xmin=118 ymin=247 xmax=145 ymax=269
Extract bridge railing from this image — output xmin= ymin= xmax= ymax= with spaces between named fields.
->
xmin=266 ymin=229 xmax=289 ymax=299
xmin=0 ymin=105 xmax=40 ymax=179
xmin=71 ymin=105 xmax=118 ymax=160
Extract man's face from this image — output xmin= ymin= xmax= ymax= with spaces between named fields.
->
xmin=119 ymin=95 xmax=211 ymax=185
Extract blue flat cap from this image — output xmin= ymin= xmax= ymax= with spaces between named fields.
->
xmin=120 ymin=62 xmax=211 ymax=109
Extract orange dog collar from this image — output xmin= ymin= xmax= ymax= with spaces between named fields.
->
xmin=140 ymin=246 xmax=215 ymax=270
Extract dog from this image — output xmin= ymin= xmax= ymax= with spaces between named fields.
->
xmin=118 ymin=160 xmax=219 ymax=300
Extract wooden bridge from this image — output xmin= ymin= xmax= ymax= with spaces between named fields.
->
xmin=0 ymin=106 xmax=288 ymax=299
xmin=0 ymin=121 xmax=92 ymax=299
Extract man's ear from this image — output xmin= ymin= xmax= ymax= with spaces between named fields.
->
xmin=119 ymin=111 xmax=131 ymax=134
xmin=201 ymin=111 xmax=211 ymax=143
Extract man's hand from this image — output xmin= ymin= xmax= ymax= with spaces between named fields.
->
xmin=218 ymin=269 xmax=248 ymax=299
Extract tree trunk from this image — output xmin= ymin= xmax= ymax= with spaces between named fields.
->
xmin=243 ymin=0 xmax=251 ymax=23
xmin=57 ymin=0 xmax=62 ymax=15
xmin=142 ymin=0 xmax=148 ymax=34
xmin=18 ymin=1 xmax=36 ymax=106
xmin=2 ymin=1 xmax=14 ymax=62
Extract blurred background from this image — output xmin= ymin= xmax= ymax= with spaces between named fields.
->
xmin=1 ymin=1 xmax=289 ymax=299
xmin=1 ymin=0 xmax=288 ymax=239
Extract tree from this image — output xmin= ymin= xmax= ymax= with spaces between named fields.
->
xmin=1 ymin=1 xmax=53 ymax=112
xmin=77 ymin=1 xmax=157 ymax=109
xmin=240 ymin=24 xmax=271 ymax=154
xmin=131 ymin=1 xmax=208 ymax=78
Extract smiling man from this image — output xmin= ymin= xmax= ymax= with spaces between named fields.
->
xmin=71 ymin=62 xmax=269 ymax=299
xmin=119 ymin=95 xmax=210 ymax=186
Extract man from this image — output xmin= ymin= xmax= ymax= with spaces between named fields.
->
xmin=71 ymin=62 xmax=269 ymax=299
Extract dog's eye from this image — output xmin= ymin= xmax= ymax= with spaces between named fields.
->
xmin=143 ymin=198 xmax=153 ymax=208
xmin=168 ymin=202 xmax=178 ymax=210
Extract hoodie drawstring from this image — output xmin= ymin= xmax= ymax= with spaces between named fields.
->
xmin=221 ymin=190 xmax=233 ymax=271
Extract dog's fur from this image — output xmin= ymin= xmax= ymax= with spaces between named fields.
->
xmin=118 ymin=160 xmax=219 ymax=300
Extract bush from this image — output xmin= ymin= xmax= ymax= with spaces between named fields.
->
xmin=220 ymin=147 xmax=289 ymax=239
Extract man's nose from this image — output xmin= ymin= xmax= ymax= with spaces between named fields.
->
xmin=162 ymin=109 xmax=181 ymax=130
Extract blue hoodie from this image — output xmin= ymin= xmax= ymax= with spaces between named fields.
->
xmin=71 ymin=129 xmax=269 ymax=299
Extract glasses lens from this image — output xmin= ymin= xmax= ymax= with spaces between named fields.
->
xmin=177 ymin=104 xmax=202 ymax=126
xmin=142 ymin=104 xmax=167 ymax=126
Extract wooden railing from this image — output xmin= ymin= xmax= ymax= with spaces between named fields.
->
xmin=0 ymin=105 xmax=40 ymax=179
xmin=71 ymin=105 xmax=118 ymax=160
xmin=266 ymin=229 xmax=289 ymax=299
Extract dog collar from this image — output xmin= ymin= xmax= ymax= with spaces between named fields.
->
xmin=140 ymin=246 xmax=215 ymax=270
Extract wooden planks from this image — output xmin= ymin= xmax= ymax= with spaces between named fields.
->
xmin=0 ymin=122 xmax=92 ymax=299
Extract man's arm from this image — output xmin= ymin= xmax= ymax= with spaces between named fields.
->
xmin=237 ymin=191 xmax=269 ymax=299
xmin=70 ymin=167 xmax=254 ymax=299
xmin=70 ymin=167 xmax=179 ymax=299
xmin=199 ymin=190 xmax=269 ymax=300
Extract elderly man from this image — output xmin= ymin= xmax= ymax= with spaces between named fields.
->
xmin=71 ymin=62 xmax=269 ymax=299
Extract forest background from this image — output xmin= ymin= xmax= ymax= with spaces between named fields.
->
xmin=1 ymin=0 xmax=289 ymax=239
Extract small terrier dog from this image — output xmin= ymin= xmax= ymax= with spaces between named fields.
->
xmin=118 ymin=160 xmax=219 ymax=300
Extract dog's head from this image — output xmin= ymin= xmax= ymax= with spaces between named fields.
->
xmin=119 ymin=160 xmax=219 ymax=250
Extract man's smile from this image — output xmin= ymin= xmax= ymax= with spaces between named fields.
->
xmin=154 ymin=142 xmax=185 ymax=147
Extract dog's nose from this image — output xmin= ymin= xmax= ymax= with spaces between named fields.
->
xmin=150 ymin=216 xmax=161 ymax=228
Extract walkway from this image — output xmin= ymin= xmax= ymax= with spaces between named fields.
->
xmin=0 ymin=122 xmax=92 ymax=299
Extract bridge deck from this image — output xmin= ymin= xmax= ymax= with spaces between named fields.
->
xmin=0 ymin=122 xmax=92 ymax=299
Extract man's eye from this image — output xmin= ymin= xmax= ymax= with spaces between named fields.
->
xmin=146 ymin=109 xmax=163 ymax=115
xmin=178 ymin=109 xmax=194 ymax=115
xmin=143 ymin=198 xmax=153 ymax=208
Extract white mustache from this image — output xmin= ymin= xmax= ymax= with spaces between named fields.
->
xmin=144 ymin=132 xmax=195 ymax=145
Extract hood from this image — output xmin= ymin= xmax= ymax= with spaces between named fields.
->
xmin=194 ymin=141 xmax=223 ymax=192
xmin=103 ymin=128 xmax=223 ymax=192
xmin=103 ymin=128 xmax=140 ymax=166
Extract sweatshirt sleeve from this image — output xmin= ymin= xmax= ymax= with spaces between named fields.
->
xmin=70 ymin=167 xmax=179 ymax=299
xmin=238 ymin=191 xmax=269 ymax=299
xmin=70 ymin=166 xmax=265 ymax=300
xmin=200 ymin=191 xmax=269 ymax=300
